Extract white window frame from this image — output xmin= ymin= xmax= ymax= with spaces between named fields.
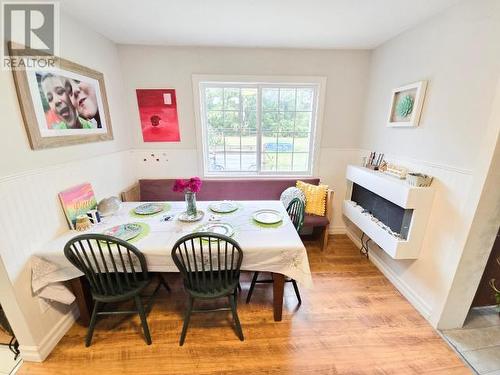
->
xmin=192 ymin=75 xmax=326 ymax=178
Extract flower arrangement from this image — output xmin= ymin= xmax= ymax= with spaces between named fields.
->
xmin=173 ymin=177 xmax=202 ymax=193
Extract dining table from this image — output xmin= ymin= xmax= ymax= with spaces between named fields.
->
xmin=31 ymin=200 xmax=313 ymax=324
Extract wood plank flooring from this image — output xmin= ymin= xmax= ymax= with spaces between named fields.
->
xmin=19 ymin=235 xmax=470 ymax=374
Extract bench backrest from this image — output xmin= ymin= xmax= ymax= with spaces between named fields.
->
xmin=139 ymin=178 xmax=320 ymax=201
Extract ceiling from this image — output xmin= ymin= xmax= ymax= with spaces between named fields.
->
xmin=61 ymin=0 xmax=462 ymax=49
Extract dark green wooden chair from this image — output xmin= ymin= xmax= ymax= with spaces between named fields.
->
xmin=246 ymin=198 xmax=305 ymax=305
xmin=171 ymin=232 xmax=244 ymax=346
xmin=64 ymin=234 xmax=170 ymax=346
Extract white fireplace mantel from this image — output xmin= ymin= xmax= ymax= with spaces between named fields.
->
xmin=343 ymin=165 xmax=435 ymax=259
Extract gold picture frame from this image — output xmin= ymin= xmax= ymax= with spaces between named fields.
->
xmin=10 ymin=44 xmax=113 ymax=150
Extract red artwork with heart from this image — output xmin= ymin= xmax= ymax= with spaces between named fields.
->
xmin=136 ymin=89 xmax=180 ymax=142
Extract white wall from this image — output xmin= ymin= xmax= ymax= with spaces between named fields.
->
xmin=0 ymin=12 xmax=134 ymax=360
xmin=437 ymin=76 xmax=500 ymax=329
xmin=118 ymin=46 xmax=371 ymax=232
xmin=353 ymin=0 xmax=500 ymax=327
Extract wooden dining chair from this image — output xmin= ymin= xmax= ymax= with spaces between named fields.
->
xmin=246 ymin=198 xmax=305 ymax=305
xmin=64 ymin=234 xmax=170 ymax=346
xmin=171 ymin=232 xmax=244 ymax=346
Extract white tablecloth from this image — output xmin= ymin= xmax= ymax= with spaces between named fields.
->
xmin=32 ymin=201 xmax=313 ymax=303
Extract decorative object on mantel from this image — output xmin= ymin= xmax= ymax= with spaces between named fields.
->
xmin=383 ymin=163 xmax=408 ymax=179
xmin=9 ymin=43 xmax=113 ymax=150
xmin=363 ymin=152 xmax=384 ymax=170
xmin=173 ymin=177 xmax=203 ymax=221
xmin=387 ymin=80 xmax=427 ymax=128
xmin=136 ymin=89 xmax=180 ymax=142
xmin=97 ymin=196 xmax=121 ymax=217
xmin=59 ymin=183 xmax=97 ymax=229
xmin=406 ymin=172 xmax=433 ymax=187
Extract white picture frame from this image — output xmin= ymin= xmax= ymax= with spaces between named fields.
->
xmin=387 ymin=81 xmax=427 ymax=128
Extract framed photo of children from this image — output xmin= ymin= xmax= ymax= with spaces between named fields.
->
xmin=10 ymin=51 xmax=113 ymax=149
xmin=136 ymin=89 xmax=181 ymax=142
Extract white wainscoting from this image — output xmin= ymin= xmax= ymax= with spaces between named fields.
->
xmin=317 ymin=148 xmax=363 ymax=234
xmin=344 ymin=151 xmax=474 ymax=327
xmin=0 ymin=150 xmax=134 ymax=360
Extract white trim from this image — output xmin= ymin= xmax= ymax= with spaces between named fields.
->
xmin=329 ymin=225 xmax=347 ymax=235
xmin=192 ymin=74 xmax=326 ymax=178
xmin=19 ymin=305 xmax=79 ymax=362
xmin=345 ymin=227 xmax=432 ymax=320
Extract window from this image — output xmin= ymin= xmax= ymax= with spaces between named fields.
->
xmin=197 ymin=78 xmax=322 ymax=176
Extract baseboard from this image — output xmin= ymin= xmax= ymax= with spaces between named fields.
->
xmin=19 ymin=305 xmax=79 ymax=362
xmin=345 ymin=228 xmax=433 ymax=321
xmin=329 ymin=225 xmax=346 ymax=235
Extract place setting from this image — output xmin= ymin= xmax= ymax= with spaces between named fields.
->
xmin=208 ymin=201 xmax=240 ymax=214
xmin=101 ymin=222 xmax=150 ymax=243
xmin=129 ymin=202 xmax=171 ymax=218
xmin=193 ymin=221 xmax=236 ymax=240
xmin=251 ymin=208 xmax=284 ymax=229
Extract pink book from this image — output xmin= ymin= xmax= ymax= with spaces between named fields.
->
xmin=58 ymin=183 xmax=97 ymax=229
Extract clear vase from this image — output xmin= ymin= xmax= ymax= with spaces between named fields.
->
xmin=185 ymin=190 xmax=197 ymax=217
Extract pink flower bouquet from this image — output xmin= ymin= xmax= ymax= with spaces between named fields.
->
xmin=173 ymin=177 xmax=202 ymax=193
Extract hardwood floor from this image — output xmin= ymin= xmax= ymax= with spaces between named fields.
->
xmin=20 ymin=235 xmax=470 ymax=374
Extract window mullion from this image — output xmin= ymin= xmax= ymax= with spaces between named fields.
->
xmin=239 ymin=88 xmax=242 ymax=171
xmin=256 ymin=85 xmax=262 ymax=175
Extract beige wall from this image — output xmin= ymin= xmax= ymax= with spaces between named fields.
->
xmin=360 ymin=0 xmax=500 ymax=169
xmin=0 ymin=12 xmax=134 ymax=360
xmin=354 ymin=0 xmax=500 ymax=327
xmin=118 ymin=46 xmax=371 ymax=150
xmin=118 ymin=46 xmax=371 ymax=232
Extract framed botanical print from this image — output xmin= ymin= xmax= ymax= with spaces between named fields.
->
xmin=10 ymin=46 xmax=113 ymax=149
xmin=387 ymin=81 xmax=427 ymax=128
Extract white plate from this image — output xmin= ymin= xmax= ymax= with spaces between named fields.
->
xmin=178 ymin=210 xmax=205 ymax=222
xmin=195 ymin=223 xmax=235 ymax=238
xmin=134 ymin=203 xmax=164 ymax=215
xmin=209 ymin=201 xmax=238 ymax=213
xmin=252 ymin=209 xmax=283 ymax=225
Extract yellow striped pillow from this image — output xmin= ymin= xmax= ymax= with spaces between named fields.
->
xmin=296 ymin=181 xmax=328 ymax=216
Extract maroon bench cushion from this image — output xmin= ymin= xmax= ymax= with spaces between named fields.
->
xmin=304 ymin=214 xmax=330 ymax=227
xmin=139 ymin=178 xmax=320 ymax=202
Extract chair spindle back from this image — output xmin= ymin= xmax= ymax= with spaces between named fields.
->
xmin=64 ymin=234 xmax=149 ymax=297
xmin=287 ymin=198 xmax=305 ymax=232
xmin=171 ymin=233 xmax=243 ymax=294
